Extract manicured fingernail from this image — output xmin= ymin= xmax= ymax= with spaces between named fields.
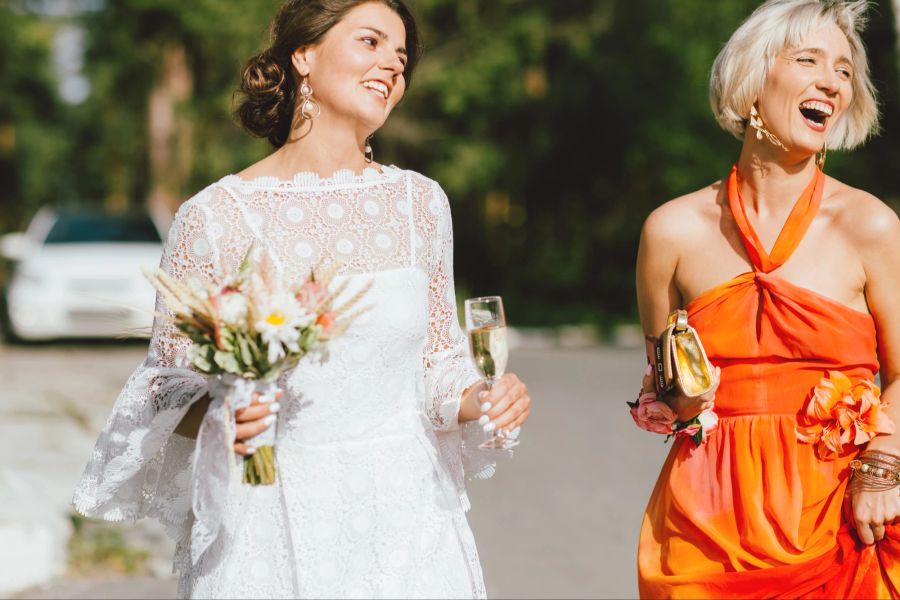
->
xmin=483 ymin=421 xmax=496 ymax=433
xmin=645 ymin=364 xmax=653 ymax=376
xmin=263 ymin=415 xmax=276 ymax=427
xmin=480 ymin=401 xmax=492 ymax=412
xmin=478 ymin=414 xmax=490 ymax=425
xmin=269 ymin=402 xmax=281 ymax=414
xmin=508 ymin=427 xmax=521 ymax=440
xmin=245 ymin=446 xmax=257 ymax=455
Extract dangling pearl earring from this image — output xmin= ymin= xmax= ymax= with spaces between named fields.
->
xmin=364 ymin=135 xmax=374 ymax=164
xmin=298 ymin=77 xmax=321 ymax=120
xmin=749 ymin=104 xmax=788 ymax=151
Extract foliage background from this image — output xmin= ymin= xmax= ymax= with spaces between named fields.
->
xmin=1 ymin=0 xmax=898 ymax=331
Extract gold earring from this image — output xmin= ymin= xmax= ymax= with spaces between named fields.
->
xmin=749 ymin=104 xmax=788 ymax=151
xmin=816 ymin=139 xmax=827 ymax=170
xmin=364 ymin=135 xmax=374 ymax=164
xmin=298 ymin=77 xmax=321 ymax=120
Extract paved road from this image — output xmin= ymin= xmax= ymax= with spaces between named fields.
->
xmin=2 ymin=341 xmax=666 ymax=599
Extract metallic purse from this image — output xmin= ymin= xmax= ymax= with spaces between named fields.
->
xmin=654 ymin=309 xmax=715 ymax=398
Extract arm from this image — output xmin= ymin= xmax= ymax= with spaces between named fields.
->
xmin=636 ymin=207 xmax=717 ymax=421
xmin=848 ymin=201 xmax=900 ymax=544
xmin=422 ymin=183 xmax=530 ymax=432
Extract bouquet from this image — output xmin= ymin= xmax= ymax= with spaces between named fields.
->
xmin=145 ymin=247 xmax=370 ymax=484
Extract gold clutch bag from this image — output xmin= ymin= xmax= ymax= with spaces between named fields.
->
xmin=653 ymin=309 xmax=715 ymax=398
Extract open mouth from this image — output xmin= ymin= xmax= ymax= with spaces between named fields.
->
xmin=799 ymin=100 xmax=833 ymax=130
xmin=362 ymin=80 xmax=389 ymax=100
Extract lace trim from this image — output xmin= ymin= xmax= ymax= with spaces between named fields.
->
xmin=219 ymin=165 xmax=403 ymax=191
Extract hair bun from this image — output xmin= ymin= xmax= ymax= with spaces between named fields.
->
xmin=235 ymin=50 xmax=295 ymax=147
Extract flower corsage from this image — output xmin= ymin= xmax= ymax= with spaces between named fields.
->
xmin=795 ymin=370 xmax=893 ymax=459
xmin=628 ymin=366 xmax=718 ymax=446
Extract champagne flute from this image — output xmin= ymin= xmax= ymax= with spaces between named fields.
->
xmin=464 ymin=296 xmax=518 ymax=449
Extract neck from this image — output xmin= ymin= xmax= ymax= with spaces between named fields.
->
xmin=735 ymin=135 xmax=817 ymax=213
xmin=273 ymin=113 xmax=375 ymax=179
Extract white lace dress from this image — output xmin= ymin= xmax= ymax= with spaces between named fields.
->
xmin=73 ymin=166 xmax=506 ymax=599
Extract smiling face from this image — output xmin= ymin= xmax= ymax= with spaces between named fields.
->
xmin=755 ymin=21 xmax=854 ymax=157
xmin=291 ymin=2 xmax=408 ymax=134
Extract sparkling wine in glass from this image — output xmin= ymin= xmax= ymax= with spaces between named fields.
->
xmin=464 ymin=296 xmax=518 ymax=449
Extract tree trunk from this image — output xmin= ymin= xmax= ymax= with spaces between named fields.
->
xmin=147 ymin=41 xmax=193 ymax=233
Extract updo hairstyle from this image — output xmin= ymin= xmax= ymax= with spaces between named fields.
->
xmin=235 ymin=0 xmax=421 ymax=148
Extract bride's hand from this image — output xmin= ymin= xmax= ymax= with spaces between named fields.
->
xmin=479 ymin=373 xmax=531 ymax=435
xmin=233 ymin=390 xmax=283 ymax=456
xmin=851 ymin=483 xmax=900 ymax=544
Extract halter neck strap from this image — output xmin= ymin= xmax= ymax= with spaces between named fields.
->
xmin=727 ymin=165 xmax=824 ymax=273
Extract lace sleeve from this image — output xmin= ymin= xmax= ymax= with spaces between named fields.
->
xmin=422 ymin=183 xmax=482 ymax=432
xmin=72 ymin=196 xmax=217 ymax=542
xmin=421 ymin=181 xmax=510 ymax=488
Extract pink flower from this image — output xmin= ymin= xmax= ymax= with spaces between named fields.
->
xmin=629 ymin=391 xmax=676 ymax=435
xmin=296 ymin=281 xmax=328 ymax=311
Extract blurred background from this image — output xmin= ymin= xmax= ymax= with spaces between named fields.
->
xmin=0 ymin=0 xmax=898 ymax=598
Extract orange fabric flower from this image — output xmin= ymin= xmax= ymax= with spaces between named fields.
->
xmin=796 ymin=370 xmax=893 ymax=459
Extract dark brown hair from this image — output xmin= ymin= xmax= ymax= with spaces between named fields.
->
xmin=235 ymin=0 xmax=421 ymax=148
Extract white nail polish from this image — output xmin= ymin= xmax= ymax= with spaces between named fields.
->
xmin=483 ymin=422 xmax=496 ymax=433
xmin=269 ymin=402 xmax=281 ymax=414
xmin=480 ymin=401 xmax=492 ymax=412
xmin=478 ymin=414 xmax=490 ymax=425
xmin=245 ymin=446 xmax=257 ymax=455
xmin=263 ymin=415 xmax=276 ymax=427
xmin=508 ymin=427 xmax=521 ymax=440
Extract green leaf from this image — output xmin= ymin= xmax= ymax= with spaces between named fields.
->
xmin=214 ymin=350 xmax=241 ymax=375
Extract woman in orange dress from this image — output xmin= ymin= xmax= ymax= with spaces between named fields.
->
xmin=635 ymin=0 xmax=900 ymax=597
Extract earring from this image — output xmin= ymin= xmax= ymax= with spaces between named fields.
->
xmin=298 ymin=77 xmax=321 ymax=120
xmin=816 ymin=139 xmax=827 ymax=170
xmin=749 ymin=104 xmax=788 ymax=151
xmin=364 ymin=135 xmax=374 ymax=164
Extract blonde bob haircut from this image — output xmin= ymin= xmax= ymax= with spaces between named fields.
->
xmin=710 ymin=0 xmax=879 ymax=150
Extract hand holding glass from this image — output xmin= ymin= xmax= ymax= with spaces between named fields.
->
xmin=464 ymin=296 xmax=518 ymax=449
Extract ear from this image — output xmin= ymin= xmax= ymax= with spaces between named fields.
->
xmin=291 ymin=47 xmax=314 ymax=78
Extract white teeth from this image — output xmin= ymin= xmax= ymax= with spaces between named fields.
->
xmin=799 ymin=100 xmax=833 ymax=116
xmin=362 ymin=81 xmax=389 ymax=99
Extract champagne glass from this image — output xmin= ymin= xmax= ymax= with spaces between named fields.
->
xmin=464 ymin=296 xmax=518 ymax=450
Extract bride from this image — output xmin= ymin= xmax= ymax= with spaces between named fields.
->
xmin=73 ymin=0 xmax=532 ymax=597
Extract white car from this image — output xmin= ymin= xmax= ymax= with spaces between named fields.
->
xmin=1 ymin=208 xmax=165 ymax=341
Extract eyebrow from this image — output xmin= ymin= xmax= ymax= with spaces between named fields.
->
xmin=361 ymin=26 xmax=408 ymax=57
xmin=793 ymin=47 xmax=853 ymax=66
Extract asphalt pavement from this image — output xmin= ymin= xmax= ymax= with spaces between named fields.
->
xmin=2 ymin=341 xmax=666 ymax=599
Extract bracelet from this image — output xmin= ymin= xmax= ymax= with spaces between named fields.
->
xmin=849 ymin=451 xmax=900 ymax=492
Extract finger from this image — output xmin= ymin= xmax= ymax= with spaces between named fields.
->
xmin=874 ymin=523 xmax=886 ymax=542
xmin=493 ymin=395 xmax=530 ymax=430
xmin=856 ymin=519 xmax=876 ymax=545
xmin=486 ymin=381 xmax=528 ymax=419
xmin=504 ymin=408 xmax=530 ymax=433
xmin=488 ymin=373 xmax=520 ymax=400
xmin=235 ymin=415 xmax=276 ymax=442
xmin=233 ymin=442 xmax=256 ymax=456
xmin=235 ymin=401 xmax=281 ymax=423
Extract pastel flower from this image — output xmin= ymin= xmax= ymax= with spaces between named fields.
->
xmin=296 ymin=281 xmax=329 ymax=311
xmin=629 ymin=392 xmax=677 ymax=435
xmin=254 ymin=292 xmax=312 ymax=364
xmin=218 ymin=291 xmax=249 ymax=327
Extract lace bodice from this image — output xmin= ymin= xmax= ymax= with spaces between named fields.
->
xmin=73 ymin=166 xmax=503 ymax=599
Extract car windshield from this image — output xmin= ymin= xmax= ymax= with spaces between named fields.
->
xmin=44 ymin=214 xmax=161 ymax=244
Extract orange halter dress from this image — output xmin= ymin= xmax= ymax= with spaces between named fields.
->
xmin=638 ymin=166 xmax=900 ymax=599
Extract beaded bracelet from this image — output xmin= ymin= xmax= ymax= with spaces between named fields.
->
xmin=849 ymin=451 xmax=900 ymax=493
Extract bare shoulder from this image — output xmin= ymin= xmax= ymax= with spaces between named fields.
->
xmin=641 ymin=181 xmax=723 ymax=247
xmin=825 ymin=177 xmax=900 ymax=251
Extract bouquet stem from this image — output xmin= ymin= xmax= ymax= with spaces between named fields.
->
xmin=243 ymin=445 xmax=276 ymax=485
